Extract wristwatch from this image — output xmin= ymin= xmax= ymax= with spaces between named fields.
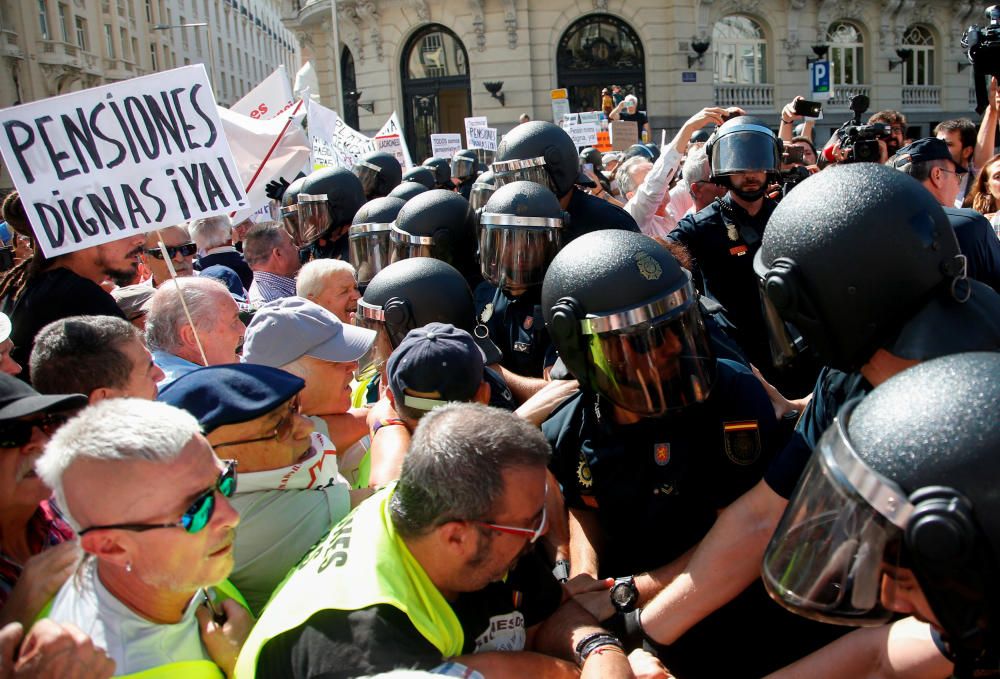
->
xmin=609 ymin=575 xmax=639 ymax=613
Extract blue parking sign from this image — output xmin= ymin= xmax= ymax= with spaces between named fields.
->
xmin=811 ymin=60 xmax=830 ymax=93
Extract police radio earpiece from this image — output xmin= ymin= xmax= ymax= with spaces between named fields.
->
xmin=382 ymin=297 xmax=413 ymax=346
xmin=548 ymin=297 xmax=589 ymax=383
xmin=905 ymin=487 xmax=977 ymax=567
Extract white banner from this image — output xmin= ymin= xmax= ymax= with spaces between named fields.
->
xmin=563 ymin=113 xmax=580 ymax=125
xmin=566 ymin=123 xmax=599 ymax=148
xmin=230 ymin=65 xmax=296 ymax=121
xmin=374 ymin=112 xmax=413 ymax=169
xmin=0 ymin=65 xmax=246 ymax=257
xmin=430 ymin=133 xmax=462 ymax=159
xmin=464 ymin=116 xmax=488 ymax=145
xmin=305 ymin=98 xmax=345 ymax=170
xmin=468 ymin=126 xmax=498 ymax=152
xmin=579 ymin=111 xmax=601 ymax=124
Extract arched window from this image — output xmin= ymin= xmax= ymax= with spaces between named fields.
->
xmin=713 ymin=15 xmax=767 ymax=84
xmin=400 ymin=25 xmax=470 ymax=161
xmin=827 ymin=21 xmax=864 ymax=85
xmin=902 ymin=25 xmax=934 ymax=86
xmin=556 ymin=14 xmax=645 ymax=114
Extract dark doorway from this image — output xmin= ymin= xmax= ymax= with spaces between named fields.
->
xmin=401 ymin=25 xmax=472 ymax=162
xmin=557 ymin=14 xmax=646 ymax=114
xmin=341 ymin=46 xmax=359 ymax=130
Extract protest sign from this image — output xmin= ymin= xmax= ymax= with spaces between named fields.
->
xmin=468 ymin=126 xmax=498 ymax=152
xmin=230 ymin=66 xmax=296 ymax=121
xmin=0 ymin=65 xmax=246 ymax=258
xmin=464 ymin=116 xmax=487 ymax=145
xmin=374 ymin=112 xmax=413 ymax=169
xmin=609 ymin=120 xmax=638 ymax=150
xmin=305 ymin=98 xmax=343 ymax=170
xmin=550 ymin=89 xmax=570 ymax=123
xmin=431 ymin=133 xmax=462 ymax=159
xmin=563 ymin=113 xmax=580 ymax=125
xmin=579 ymin=111 xmax=601 ymax=124
xmin=595 ymin=131 xmax=612 ymax=152
xmin=566 ymin=123 xmax=599 ymax=148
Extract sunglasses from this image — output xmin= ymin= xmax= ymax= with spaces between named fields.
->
xmin=144 ymin=242 xmax=197 ymax=260
xmin=0 ymin=412 xmax=70 ymax=448
xmin=475 ymin=483 xmax=549 ymax=544
xmin=212 ymin=398 xmax=300 ymax=450
xmin=78 ymin=459 xmax=237 ymax=536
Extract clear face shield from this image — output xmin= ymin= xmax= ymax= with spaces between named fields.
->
xmin=281 ymin=204 xmax=299 ymax=241
xmin=492 ymin=157 xmax=559 ymax=195
xmin=762 ymin=404 xmax=912 ymax=627
xmin=710 ymin=125 xmax=780 ymax=178
xmin=451 ymin=155 xmax=477 ymax=181
xmin=352 ymin=160 xmax=382 ymax=196
xmin=469 ymin=181 xmax=496 ymax=212
xmin=349 ymin=223 xmax=393 ymax=286
xmin=292 ymin=193 xmax=331 ymax=247
xmin=354 ymin=299 xmax=397 ymax=375
xmin=389 ymin=225 xmax=434 ymax=264
xmin=473 ymin=148 xmax=496 ymax=170
xmin=580 ymin=280 xmax=715 ymax=417
xmin=478 ymin=214 xmax=563 ymax=296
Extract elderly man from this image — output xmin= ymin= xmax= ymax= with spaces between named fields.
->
xmin=140 ymin=225 xmax=196 ymax=287
xmin=238 ymin=403 xmax=645 ymax=679
xmin=159 ymin=363 xmax=366 ymax=614
xmin=190 ymin=215 xmax=254 ymax=289
xmin=36 ymin=399 xmax=248 ymax=677
xmin=30 ymin=316 xmax=164 ymax=402
xmin=145 ymin=278 xmax=245 ymax=388
xmin=295 ymin=259 xmax=361 ymax=324
xmin=609 ymin=94 xmax=651 ymax=142
xmin=680 ymin=143 xmax=727 ymax=214
xmin=244 ymin=223 xmax=302 ymax=306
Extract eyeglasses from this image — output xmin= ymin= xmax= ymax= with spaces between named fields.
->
xmin=144 ymin=242 xmax=197 ymax=260
xmin=78 ymin=459 xmax=237 ymax=536
xmin=211 ymin=397 xmax=300 ymax=450
xmin=475 ymin=483 xmax=549 ymax=544
xmin=0 ymin=412 xmax=70 ymax=448
xmin=939 ymin=167 xmax=963 ymax=181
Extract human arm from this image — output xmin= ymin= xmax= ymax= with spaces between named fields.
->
xmin=196 ymin=598 xmax=253 ymax=679
xmin=0 ymin=542 xmax=81 ymax=628
xmin=315 ymin=409 xmax=369 ymax=453
xmin=568 ymin=508 xmax=602 ymax=579
xmin=779 ymin=97 xmax=805 ymax=143
xmin=366 ymin=397 xmax=411 ymax=487
xmin=1 ymin=620 xmax=115 ymax=679
xmin=494 ymin=364 xmax=549 ymax=404
xmin=609 ymin=101 xmax=626 ymax=121
xmin=515 ymin=380 xmax=580 ymax=426
xmin=974 ymin=77 xmax=1000 ymax=171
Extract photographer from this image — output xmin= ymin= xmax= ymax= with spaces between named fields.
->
xmin=777 ymin=96 xmax=816 ymax=144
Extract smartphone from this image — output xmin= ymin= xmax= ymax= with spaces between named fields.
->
xmin=583 ymin=163 xmax=594 ymax=173
xmin=783 ymin=146 xmax=805 ymax=164
xmin=793 ymin=99 xmax=823 ymax=118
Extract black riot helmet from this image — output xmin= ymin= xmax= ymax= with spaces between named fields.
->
xmin=355 ymin=257 xmax=494 ymax=371
xmin=294 ymin=167 xmax=367 ymax=246
xmin=469 ymin=169 xmax=495 ymax=212
xmin=451 ymin=149 xmax=479 ymax=182
xmin=479 ymin=181 xmax=567 ymax=297
xmin=623 ymin=144 xmax=655 ymax=162
xmin=388 ymin=181 xmax=429 ymax=201
xmin=763 ymin=353 xmax=1000 ymax=676
xmin=706 ymin=115 xmax=782 ymax=191
xmin=391 ymin=189 xmax=478 ymax=281
xmin=422 ymin=157 xmax=453 ymax=189
xmin=350 ymin=196 xmax=406 ymax=287
xmin=280 ymin=176 xmax=307 ymax=241
xmin=353 ymin=151 xmax=403 ymax=200
xmin=579 ymin=147 xmax=604 ymax=172
xmin=542 ymin=230 xmax=714 ymax=417
xmin=494 ymin=121 xmax=588 ymax=198
xmin=753 ymin=163 xmax=969 ymax=372
xmin=402 ymin=166 xmax=436 ymax=190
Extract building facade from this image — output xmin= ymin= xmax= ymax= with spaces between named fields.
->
xmin=282 ymin=0 xmax=985 ymax=161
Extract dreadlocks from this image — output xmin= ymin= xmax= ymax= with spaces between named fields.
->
xmin=0 ymin=192 xmax=52 ymax=307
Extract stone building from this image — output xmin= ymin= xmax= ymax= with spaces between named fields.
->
xmin=283 ymin=0 xmax=987 ymax=161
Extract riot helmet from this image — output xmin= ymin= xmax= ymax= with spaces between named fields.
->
xmin=543 ymin=230 xmax=714 ymax=417
xmin=422 ymin=157 xmax=453 ymax=189
xmin=402 ymin=166 xmax=436 ymax=190
xmin=353 ymin=151 xmax=403 ymax=200
xmin=479 ymin=181 xmax=566 ymax=297
xmin=706 ymin=115 xmax=782 ymax=196
xmin=295 ymin=167 xmax=367 ymax=246
xmin=493 ymin=121 xmax=588 ymax=198
xmin=388 ymin=181 xmax=429 ymax=201
xmin=763 ymin=353 xmax=1000 ymax=674
xmin=350 ymin=196 xmax=406 ymax=287
xmin=451 ymin=149 xmax=479 ymax=182
xmin=280 ymin=176 xmax=307 ymax=241
xmin=391 ymin=189 xmax=478 ymax=277
xmin=469 ymin=170 xmax=496 ymax=212
xmin=579 ymin=147 xmax=604 ymax=172
xmin=473 ymin=147 xmax=495 ymax=172
xmin=624 ymin=144 xmax=655 ymax=162
xmin=753 ymin=164 xmax=968 ymax=372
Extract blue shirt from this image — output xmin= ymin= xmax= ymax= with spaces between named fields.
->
xmin=152 ymin=350 xmax=200 ymax=390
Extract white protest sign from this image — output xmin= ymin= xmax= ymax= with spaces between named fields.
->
xmin=566 ymin=123 xmax=599 ymax=148
xmin=431 ymin=133 xmax=462 ymax=159
xmin=374 ymin=112 xmax=413 ymax=169
xmin=305 ymin=98 xmax=344 ymax=170
xmin=0 ymin=65 xmax=246 ymax=257
xmin=551 ymin=88 xmax=570 ymax=123
xmin=468 ymin=126 xmax=498 ymax=152
xmin=464 ymin=116 xmax=488 ymax=145
xmin=230 ymin=65 xmax=296 ymax=121
xmin=563 ymin=113 xmax=580 ymax=125
xmin=579 ymin=111 xmax=601 ymax=124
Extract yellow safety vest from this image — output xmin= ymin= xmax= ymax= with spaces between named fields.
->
xmin=348 ymin=367 xmax=379 ymax=489
xmin=235 ymin=485 xmax=463 ymax=678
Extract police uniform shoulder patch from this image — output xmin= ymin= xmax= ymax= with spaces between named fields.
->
xmin=480 ymin=302 xmax=494 ymax=324
xmin=722 ymin=420 xmax=761 ymax=465
xmin=654 ymin=442 xmax=670 ymax=466
xmin=726 ymin=223 xmax=739 ymax=242
xmin=577 ymin=454 xmax=593 ymax=489
xmin=635 ymin=251 xmax=662 ymax=281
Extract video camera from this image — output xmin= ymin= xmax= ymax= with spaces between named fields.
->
xmin=963 ymin=5 xmax=1000 ymax=114
xmin=835 ymin=95 xmax=890 ymax=163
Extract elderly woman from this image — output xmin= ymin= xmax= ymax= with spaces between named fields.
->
xmin=0 ymin=373 xmax=87 ymax=628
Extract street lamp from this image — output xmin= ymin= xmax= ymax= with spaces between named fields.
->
xmin=151 ymin=22 xmax=216 ymax=87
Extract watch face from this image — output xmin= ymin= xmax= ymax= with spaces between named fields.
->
xmin=611 ymin=583 xmax=632 ymax=605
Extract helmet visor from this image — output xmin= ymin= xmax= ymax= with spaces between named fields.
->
xmin=389 ymin=225 xmax=434 ymax=264
xmin=354 ymin=300 xmax=395 ymax=373
xmin=479 ymin=215 xmax=563 ymax=295
xmin=294 ymin=194 xmax=331 ymax=247
xmin=469 ymin=182 xmax=496 ymax=212
xmin=492 ymin=157 xmax=558 ymax=194
xmin=349 ymin=223 xmax=393 ymax=285
xmin=762 ymin=408 xmax=911 ymax=627
xmin=451 ymin=156 xmax=477 ymax=180
xmin=473 ymin=148 xmax=496 ymax=169
xmin=352 ymin=160 xmax=381 ymax=196
xmin=581 ymin=286 xmax=714 ymax=416
xmin=281 ymin=205 xmax=299 ymax=243
xmin=711 ymin=125 xmax=780 ymax=176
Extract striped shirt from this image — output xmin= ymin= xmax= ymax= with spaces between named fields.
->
xmin=248 ymin=270 xmax=297 ymax=306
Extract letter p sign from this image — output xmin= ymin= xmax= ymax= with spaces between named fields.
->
xmin=811 ymin=60 xmax=832 ymax=100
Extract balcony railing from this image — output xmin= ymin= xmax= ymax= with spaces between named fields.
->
xmin=714 ymin=83 xmax=774 ymax=109
xmin=826 ymin=85 xmax=871 ymax=108
xmin=902 ymin=85 xmax=940 ymax=107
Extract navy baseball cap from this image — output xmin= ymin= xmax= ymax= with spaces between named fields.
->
xmin=890 ymin=138 xmax=967 ymax=172
xmin=200 ymin=265 xmax=248 ymax=302
xmin=387 ymin=323 xmax=485 ymax=412
xmin=158 ymin=363 xmax=304 ymax=432
xmin=0 ymin=373 xmax=86 ymax=421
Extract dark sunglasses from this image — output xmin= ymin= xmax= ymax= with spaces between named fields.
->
xmin=78 ymin=460 xmax=237 ymax=536
xmin=144 ymin=242 xmax=197 ymax=260
xmin=212 ymin=398 xmax=300 ymax=450
xmin=0 ymin=412 xmax=70 ymax=448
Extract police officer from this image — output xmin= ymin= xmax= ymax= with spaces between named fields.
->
xmin=763 ymin=352 xmax=1000 ymax=679
xmin=391 ymin=189 xmax=480 ymax=290
xmin=667 ymin=115 xmax=798 ymax=391
xmin=493 ymin=121 xmax=639 ymax=238
xmin=387 ymin=180 xmax=428 ymax=202
xmin=279 ymin=175 xmax=306 ymax=244
xmin=349 ymin=196 xmax=406 ymax=289
xmin=296 ymin=167 xmax=367 ymax=261
xmin=353 ymin=151 xmax=403 ymax=200
xmin=421 ymin=157 xmax=453 ymax=190
xmin=468 ymin=169 xmax=495 ymax=212
xmin=401 ymin=166 xmax=436 ymax=190
xmin=450 ymin=148 xmax=479 ymax=199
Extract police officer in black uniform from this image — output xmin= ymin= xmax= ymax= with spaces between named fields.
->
xmin=295 ymin=167 xmax=367 ymax=261
xmin=493 ymin=121 xmax=639 ymax=237
xmin=401 ymin=166 xmax=436 ymax=190
xmin=451 ymin=148 xmax=479 ymax=200
xmin=349 ymin=196 xmax=406 ymax=290
xmin=390 ymin=189 xmax=480 ymax=290
xmin=352 ymin=151 xmax=403 ymax=200
xmin=468 ymin=169 xmax=495 ymax=212
xmin=421 ymin=157 xmax=453 ymax=190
